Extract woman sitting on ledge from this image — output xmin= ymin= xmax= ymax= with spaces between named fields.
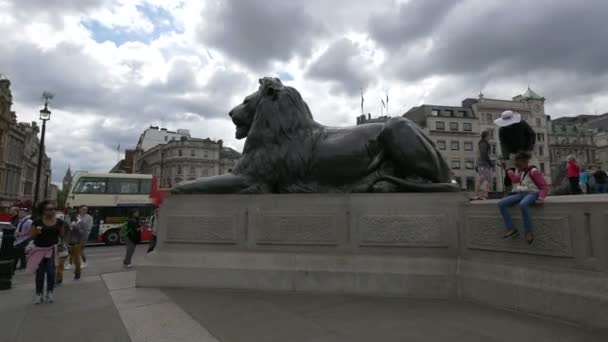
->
xmin=498 ymin=152 xmax=548 ymax=244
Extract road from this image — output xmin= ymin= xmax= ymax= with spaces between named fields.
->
xmin=0 ymin=245 xmax=147 ymax=342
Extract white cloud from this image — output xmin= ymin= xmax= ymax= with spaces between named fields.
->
xmin=0 ymin=0 xmax=606 ymax=184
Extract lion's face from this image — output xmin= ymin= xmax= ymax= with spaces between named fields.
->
xmin=229 ymin=91 xmax=261 ymax=139
xmin=228 ymin=78 xmax=281 ymax=140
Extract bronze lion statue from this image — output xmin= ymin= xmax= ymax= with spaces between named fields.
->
xmin=173 ymin=77 xmax=457 ymax=193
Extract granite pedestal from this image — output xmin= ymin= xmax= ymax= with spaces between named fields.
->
xmin=138 ymin=193 xmax=608 ymax=330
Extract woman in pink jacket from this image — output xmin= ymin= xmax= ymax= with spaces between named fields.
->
xmin=566 ymin=155 xmax=581 ymax=194
xmin=498 ymin=152 xmax=549 ymax=244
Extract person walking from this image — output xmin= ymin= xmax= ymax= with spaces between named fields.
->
xmin=27 ymin=200 xmax=64 ymax=304
xmin=13 ymin=207 xmax=33 ymax=271
xmin=593 ymin=166 xmax=608 ymax=193
xmin=77 ymin=206 xmax=93 ymax=268
xmin=498 ymin=152 xmax=548 ymax=245
xmin=471 ymin=131 xmax=493 ymax=200
xmin=123 ymin=210 xmax=140 ymax=268
xmin=55 ymin=218 xmax=71 ymax=286
xmin=147 ymin=207 xmax=159 ymax=253
xmin=62 ymin=211 xmax=86 ymax=280
xmin=567 ymin=155 xmax=581 ymax=194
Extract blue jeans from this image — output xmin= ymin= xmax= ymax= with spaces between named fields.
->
xmin=35 ymin=257 xmax=56 ymax=295
xmin=596 ymin=184 xmax=607 ymax=193
xmin=498 ymin=192 xmax=538 ymax=233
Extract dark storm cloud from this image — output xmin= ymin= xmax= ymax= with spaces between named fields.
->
xmin=306 ymin=38 xmax=376 ymax=96
xmin=367 ymin=0 xmax=608 ymax=118
xmin=369 ymin=0 xmax=461 ymax=49
xmin=371 ymin=0 xmax=608 ymax=81
xmin=198 ymin=0 xmax=326 ymax=70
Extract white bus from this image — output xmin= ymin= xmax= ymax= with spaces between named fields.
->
xmin=65 ymin=173 xmax=155 ymax=245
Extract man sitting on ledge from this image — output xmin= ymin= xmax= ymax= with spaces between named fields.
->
xmin=498 ymin=152 xmax=549 ymax=244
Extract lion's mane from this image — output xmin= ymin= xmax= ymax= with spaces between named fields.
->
xmin=233 ymin=81 xmax=322 ymax=192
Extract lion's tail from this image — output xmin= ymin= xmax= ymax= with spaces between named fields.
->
xmin=372 ymin=175 xmax=460 ymax=192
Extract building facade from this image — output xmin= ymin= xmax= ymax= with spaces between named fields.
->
xmin=133 ymin=136 xmax=240 ymax=188
xmin=594 ymin=131 xmax=608 ymax=171
xmin=0 ymin=78 xmax=52 ymax=207
xmin=549 ymin=117 xmax=596 ymax=168
xmin=136 ymin=126 xmax=191 ymax=152
xmin=461 ymin=88 xmax=552 ymax=191
xmin=404 ymin=105 xmax=480 ymax=190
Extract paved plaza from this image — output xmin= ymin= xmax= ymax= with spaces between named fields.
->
xmin=0 ymin=245 xmax=605 ymax=342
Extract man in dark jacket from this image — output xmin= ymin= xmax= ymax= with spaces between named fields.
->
xmin=495 ymin=110 xmax=536 ymax=160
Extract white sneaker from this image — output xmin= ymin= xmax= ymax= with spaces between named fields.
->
xmin=64 ymin=264 xmax=72 ymax=270
xmin=81 ymin=262 xmax=88 ymax=268
xmin=45 ymin=292 xmax=54 ymax=303
xmin=124 ymin=264 xmax=133 ymax=269
xmin=34 ymin=295 xmax=43 ymax=305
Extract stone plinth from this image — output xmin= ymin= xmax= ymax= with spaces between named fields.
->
xmin=138 ymin=193 xmax=608 ymax=330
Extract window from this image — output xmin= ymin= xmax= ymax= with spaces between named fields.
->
xmin=107 ymin=178 xmax=139 ymax=194
xmin=164 ymin=136 xmax=168 ymax=142
xmin=538 ymin=145 xmax=544 ymax=156
xmin=177 ymin=166 xmax=182 ymax=175
xmin=436 ymin=140 xmax=446 ymax=150
xmin=140 ymin=179 xmax=152 ymax=194
xmin=451 ymin=141 xmax=460 ymax=150
xmin=450 ymin=122 xmax=458 ymax=131
xmin=540 ymin=162 xmax=545 ymax=173
xmin=178 ymin=150 xmax=183 ymax=157
xmin=445 ymin=110 xmax=454 ymax=117
xmin=431 ymin=109 xmax=439 ymax=116
xmin=435 ymin=121 xmax=445 ymax=130
xmin=466 ymin=177 xmax=475 ymax=191
xmin=464 ymin=141 xmax=473 ymax=151
xmin=451 ymin=159 xmax=461 ymax=169
xmin=465 ymin=159 xmax=474 ymax=169
xmin=463 ymin=122 xmax=472 ymax=131
xmin=485 ymin=113 xmax=493 ymax=124
xmin=189 ymin=167 xmax=195 ymax=175
xmin=190 ymin=150 xmax=195 ymax=157
xmin=74 ymin=177 xmax=107 ymax=194
xmin=456 ymin=111 xmax=466 ymax=118
xmin=536 ymin=118 xmax=541 ymax=127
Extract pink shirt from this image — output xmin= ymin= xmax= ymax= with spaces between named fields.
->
xmin=508 ymin=167 xmax=549 ymax=200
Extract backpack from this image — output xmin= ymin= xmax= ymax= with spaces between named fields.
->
xmin=119 ymin=222 xmax=129 ymax=238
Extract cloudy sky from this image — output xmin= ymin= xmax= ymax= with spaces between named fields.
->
xmin=1 ymin=0 xmax=607 ymax=185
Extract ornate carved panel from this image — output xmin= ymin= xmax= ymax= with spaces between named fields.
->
xmin=166 ymin=215 xmax=237 ymax=244
xmin=466 ymin=215 xmax=573 ymax=257
xmin=358 ymin=215 xmax=447 ymax=247
xmin=255 ymin=214 xmax=338 ymax=245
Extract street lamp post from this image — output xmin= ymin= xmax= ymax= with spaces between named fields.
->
xmin=33 ymin=92 xmax=53 ymax=213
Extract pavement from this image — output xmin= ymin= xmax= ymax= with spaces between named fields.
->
xmin=1 ymin=245 xmax=606 ymax=342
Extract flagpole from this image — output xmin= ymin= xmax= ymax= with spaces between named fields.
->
xmin=360 ymin=88 xmax=364 ymax=115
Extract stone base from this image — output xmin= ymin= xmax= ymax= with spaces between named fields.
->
xmin=139 ymin=251 xmax=457 ymax=298
xmin=138 ymin=193 xmax=608 ymax=330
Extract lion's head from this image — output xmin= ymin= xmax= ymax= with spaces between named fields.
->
xmin=228 ymin=77 xmax=316 ymax=140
